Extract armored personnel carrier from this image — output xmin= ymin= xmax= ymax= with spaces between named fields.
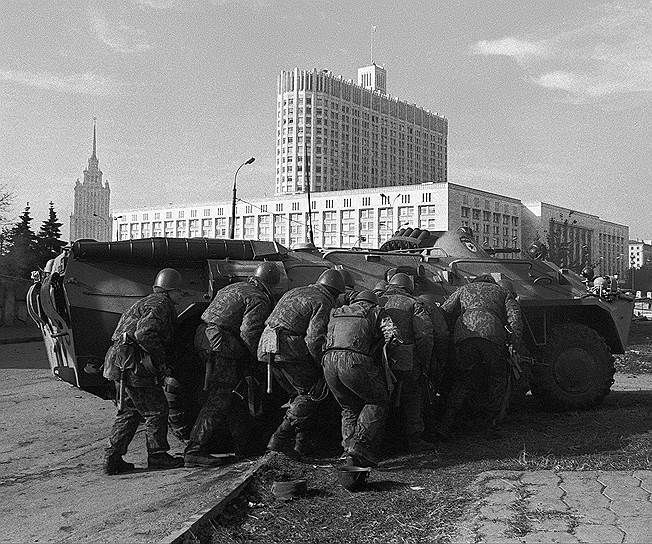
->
xmin=28 ymin=227 xmax=633 ymax=414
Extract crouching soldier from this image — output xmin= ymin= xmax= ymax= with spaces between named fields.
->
xmin=258 ymin=269 xmax=345 ymax=457
xmin=103 ymin=268 xmax=185 ymax=475
xmin=383 ymin=273 xmax=435 ymax=452
xmin=323 ymin=290 xmax=397 ymax=467
xmin=184 ymin=263 xmax=279 ymax=467
xmin=438 ymin=274 xmax=523 ymax=439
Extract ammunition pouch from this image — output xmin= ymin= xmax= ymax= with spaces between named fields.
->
xmin=386 ymin=343 xmax=414 ymax=372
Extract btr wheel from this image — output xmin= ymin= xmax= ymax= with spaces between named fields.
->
xmin=531 ymin=323 xmax=614 ymax=411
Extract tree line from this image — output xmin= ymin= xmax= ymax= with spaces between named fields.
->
xmin=1 ymin=189 xmax=65 ymax=280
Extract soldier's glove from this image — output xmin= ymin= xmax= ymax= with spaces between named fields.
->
xmin=380 ymin=317 xmax=401 ymax=343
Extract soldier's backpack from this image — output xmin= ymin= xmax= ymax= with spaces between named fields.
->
xmin=325 ymin=302 xmax=376 ymax=356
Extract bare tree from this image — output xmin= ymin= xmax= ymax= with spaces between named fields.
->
xmin=0 ymin=184 xmax=15 ymax=255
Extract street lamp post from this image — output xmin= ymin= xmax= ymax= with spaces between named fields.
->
xmin=92 ymin=213 xmax=123 ymax=241
xmin=379 ymin=192 xmax=402 ymax=234
xmin=230 ymin=157 xmax=255 ymax=239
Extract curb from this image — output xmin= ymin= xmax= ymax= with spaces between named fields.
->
xmin=159 ymin=453 xmax=271 ymax=544
xmin=0 ymin=336 xmax=42 ymax=345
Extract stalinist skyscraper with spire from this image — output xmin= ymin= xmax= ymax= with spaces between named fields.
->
xmin=70 ymin=120 xmax=111 ymax=241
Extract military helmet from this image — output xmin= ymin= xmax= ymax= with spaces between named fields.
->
xmin=253 ymin=262 xmax=280 ymax=287
xmin=417 ymin=292 xmax=439 ymax=306
xmin=497 ymin=277 xmax=515 ymax=297
xmin=373 ymin=280 xmax=388 ymax=294
xmin=317 ymin=269 xmax=345 ymax=294
xmin=153 ymin=268 xmax=183 ymax=291
xmin=472 ymin=273 xmax=496 ymax=284
xmin=353 ymin=290 xmax=379 ymax=305
xmin=388 ymin=272 xmax=414 ymax=293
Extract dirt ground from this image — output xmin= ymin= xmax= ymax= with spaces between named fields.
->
xmin=207 ymin=322 xmax=652 ymax=544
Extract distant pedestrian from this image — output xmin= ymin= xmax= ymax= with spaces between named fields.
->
xmin=437 ymin=274 xmax=523 ymax=438
xmin=258 ymin=269 xmax=345 ymax=457
xmin=323 ymin=290 xmax=398 ymax=466
xmin=102 ymin=268 xmax=185 ymax=475
xmin=184 ymin=263 xmax=279 ymax=467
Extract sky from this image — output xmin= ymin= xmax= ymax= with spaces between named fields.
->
xmin=1 ymin=0 xmax=650 ymax=239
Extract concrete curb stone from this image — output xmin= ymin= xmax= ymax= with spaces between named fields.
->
xmin=159 ymin=454 xmax=272 ymax=544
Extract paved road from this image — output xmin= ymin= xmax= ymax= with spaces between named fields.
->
xmin=0 ymin=341 xmax=49 ymax=369
xmin=0 ymin=369 xmax=257 ymax=543
xmin=453 ymin=470 xmax=652 ymax=543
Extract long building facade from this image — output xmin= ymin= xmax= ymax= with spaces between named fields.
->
xmin=276 ymin=66 xmax=447 ymax=195
xmin=70 ymin=122 xmax=111 ymax=242
xmin=114 ymin=182 xmax=628 ymax=277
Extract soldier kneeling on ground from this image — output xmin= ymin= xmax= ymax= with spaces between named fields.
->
xmin=102 ymin=268 xmax=186 ymax=475
xmin=184 ymin=263 xmax=280 ymax=467
xmin=322 ymin=290 xmax=398 ymax=467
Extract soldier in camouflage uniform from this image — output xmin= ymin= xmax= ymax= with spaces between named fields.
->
xmin=184 ymin=263 xmax=279 ymax=467
xmin=417 ymin=292 xmax=450 ymax=389
xmin=383 ymin=273 xmax=435 ymax=452
xmin=323 ymin=290 xmax=397 ymax=467
xmin=103 ymin=268 xmax=185 ymax=475
xmin=258 ymin=269 xmax=345 ymax=457
xmin=438 ymin=274 xmax=523 ymax=438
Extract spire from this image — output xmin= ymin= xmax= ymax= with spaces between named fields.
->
xmin=92 ymin=117 xmax=97 ymax=160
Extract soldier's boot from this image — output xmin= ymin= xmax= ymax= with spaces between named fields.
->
xmin=147 ymin=452 xmax=184 ymax=470
xmin=103 ymin=453 xmax=135 ymax=475
xmin=407 ymin=434 xmax=436 ymax=453
xmin=266 ymin=418 xmax=296 ymax=456
xmin=294 ymin=432 xmax=315 ymax=458
xmin=184 ymin=453 xmax=236 ymax=468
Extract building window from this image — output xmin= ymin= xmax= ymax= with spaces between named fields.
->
xmin=204 ymin=208 xmax=211 ymax=217
xmin=217 ymin=207 xmax=223 ymax=215
xmin=275 ymin=203 xmax=284 ymax=212
xmin=154 ymin=212 xmax=160 ymax=220
xmin=190 ymin=209 xmax=198 ymax=218
xmin=344 ymin=198 xmax=352 ymax=207
xmin=292 ymin=202 xmax=300 ymax=211
xmin=215 ymin=217 xmax=227 ymax=237
xmin=178 ymin=211 xmax=184 ymax=218
xmin=245 ymin=205 xmax=252 ymax=214
xmin=422 ymin=192 xmax=432 ymax=203
xmin=142 ymin=213 xmax=148 ymax=221
xmin=166 ymin=211 xmax=172 ymax=220
xmin=362 ymin=197 xmax=371 ymax=206
xmin=461 ymin=206 xmax=470 ymax=218
xmin=202 ymin=219 xmax=212 ymax=237
xmin=326 ymin=199 xmax=334 ymax=208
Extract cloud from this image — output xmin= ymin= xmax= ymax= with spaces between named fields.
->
xmin=471 ymin=37 xmax=548 ymax=61
xmin=0 ymin=69 xmax=119 ymax=95
xmin=89 ymin=5 xmax=151 ymax=53
xmin=470 ymin=0 xmax=652 ymax=100
xmin=134 ymin=0 xmax=181 ymax=8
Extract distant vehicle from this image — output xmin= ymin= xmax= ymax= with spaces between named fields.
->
xmin=28 ymin=227 xmax=633 ymax=413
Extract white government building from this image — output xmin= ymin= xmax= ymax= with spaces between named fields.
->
xmin=113 ymin=181 xmax=628 ymax=276
xmin=275 ymin=65 xmax=447 ymax=195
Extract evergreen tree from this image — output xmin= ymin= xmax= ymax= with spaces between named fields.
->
xmin=36 ymin=201 xmax=65 ymax=264
xmin=3 ymin=203 xmax=39 ymax=277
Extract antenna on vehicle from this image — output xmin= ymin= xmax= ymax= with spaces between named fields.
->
xmin=305 ymin=141 xmax=315 ymax=246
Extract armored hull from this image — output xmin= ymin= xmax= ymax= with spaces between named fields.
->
xmin=28 ymin=228 xmax=633 ymax=410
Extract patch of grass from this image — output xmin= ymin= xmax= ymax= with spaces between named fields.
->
xmin=205 ymin=371 xmax=651 ymax=543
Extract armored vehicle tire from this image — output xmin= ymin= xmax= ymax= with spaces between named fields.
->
xmin=531 ymin=323 xmax=614 ymax=411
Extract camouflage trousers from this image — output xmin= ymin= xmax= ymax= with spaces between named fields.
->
xmin=323 ymin=351 xmax=388 ymax=462
xmin=106 ymin=384 xmax=169 ymax=456
xmin=398 ymin=364 xmax=426 ymax=437
xmin=185 ymin=353 xmax=251 ymax=455
xmin=272 ymin=360 xmax=324 ymax=433
xmin=443 ymin=337 xmax=508 ymax=427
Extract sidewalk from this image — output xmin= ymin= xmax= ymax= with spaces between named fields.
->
xmin=0 ymin=322 xmax=42 ymax=344
xmin=0 ymin=369 xmax=264 ymax=543
xmin=453 ymin=470 xmax=652 ymax=543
